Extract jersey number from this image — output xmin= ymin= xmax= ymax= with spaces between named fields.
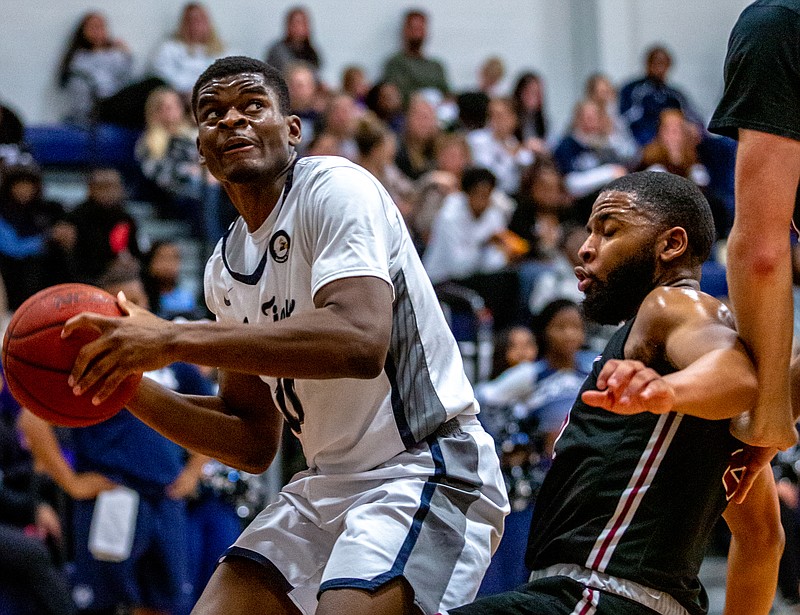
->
xmin=275 ymin=378 xmax=304 ymax=434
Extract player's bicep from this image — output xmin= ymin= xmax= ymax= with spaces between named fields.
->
xmin=664 ymin=318 xmax=746 ymax=371
xmin=314 ymin=275 xmax=393 ymax=345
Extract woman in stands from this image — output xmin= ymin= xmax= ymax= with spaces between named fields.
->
xmin=58 ymin=11 xmax=133 ymax=125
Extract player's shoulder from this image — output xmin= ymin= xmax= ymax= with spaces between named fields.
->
xmin=638 ymin=284 xmax=734 ymax=332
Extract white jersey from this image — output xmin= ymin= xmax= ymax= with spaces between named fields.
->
xmin=204 ymin=156 xmax=478 ymax=474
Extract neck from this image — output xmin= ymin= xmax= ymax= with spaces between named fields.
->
xmin=224 ymin=152 xmax=296 ymax=232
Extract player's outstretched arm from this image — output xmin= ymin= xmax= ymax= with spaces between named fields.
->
xmin=66 ymin=275 xmax=393 ymax=406
xmin=583 ymin=288 xmax=757 ymax=420
xmin=126 ymin=370 xmax=283 ymax=475
xmin=721 ymin=466 xmax=783 ymax=615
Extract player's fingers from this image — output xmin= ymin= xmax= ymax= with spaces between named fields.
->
xmin=71 ymin=347 xmax=122 ymax=397
xmin=90 ymin=360 xmax=133 ymax=406
xmin=61 ymin=312 xmax=112 ymax=338
xmin=68 ymin=338 xmax=112 ymax=388
xmin=605 ymin=362 xmax=642 ymax=396
xmin=618 ymin=368 xmax=660 ymax=401
xmin=594 ymin=360 xmax=621 ymax=390
xmin=581 ymin=389 xmax=613 ymax=409
xmin=731 ymin=467 xmax=759 ymax=504
xmin=116 ymin=291 xmax=132 ymax=316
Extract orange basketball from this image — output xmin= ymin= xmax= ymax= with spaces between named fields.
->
xmin=2 ymin=283 xmax=142 ymax=427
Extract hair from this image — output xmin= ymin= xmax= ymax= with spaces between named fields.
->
xmin=281 ymin=6 xmax=320 ymax=67
xmin=490 ymin=325 xmax=534 ymax=379
xmin=461 ymin=167 xmax=496 ymax=193
xmin=174 ymin=2 xmax=223 ymax=55
xmin=354 ymin=112 xmax=390 ymax=157
xmin=602 ymin=171 xmax=715 ymax=263
xmin=0 ymin=164 xmax=43 ymax=202
xmin=141 ymin=86 xmax=195 ymax=160
xmin=404 ymin=9 xmax=427 ymax=23
xmin=58 ymin=12 xmax=112 ymax=87
xmin=95 ymin=255 xmax=142 ymax=291
xmin=584 ymin=72 xmax=609 ymax=99
xmin=533 ymin=299 xmax=580 ymax=357
xmin=192 ymin=56 xmax=291 ymax=118
xmin=645 ymin=45 xmax=671 ymax=65
xmin=512 ymin=71 xmax=547 ymax=140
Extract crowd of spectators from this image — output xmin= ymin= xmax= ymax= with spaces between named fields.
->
xmin=0 ymin=3 xmax=776 ymax=613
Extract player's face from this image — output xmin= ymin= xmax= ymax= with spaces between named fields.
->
xmin=576 ymin=191 xmax=659 ymax=324
xmin=195 ymin=73 xmax=301 ymax=185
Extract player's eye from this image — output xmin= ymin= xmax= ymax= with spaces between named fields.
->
xmin=245 ymin=100 xmax=264 ymax=113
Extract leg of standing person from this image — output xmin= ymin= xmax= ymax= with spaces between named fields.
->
xmin=725 ymin=129 xmax=800 ymax=448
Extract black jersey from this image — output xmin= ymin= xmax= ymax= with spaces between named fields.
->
xmin=526 ymin=319 xmax=740 ymax=615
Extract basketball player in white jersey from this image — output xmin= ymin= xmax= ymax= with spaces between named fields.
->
xmin=62 ymin=56 xmax=508 ymax=615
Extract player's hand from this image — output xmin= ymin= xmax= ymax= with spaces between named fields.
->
xmin=166 ymin=467 xmax=201 ymax=500
xmin=581 ymin=359 xmax=675 ymax=415
xmin=66 ymin=472 xmax=117 ymax=500
xmin=63 ymin=291 xmax=175 ymax=405
xmin=34 ymin=503 xmax=63 ymax=542
xmin=723 ymin=445 xmax=778 ymax=504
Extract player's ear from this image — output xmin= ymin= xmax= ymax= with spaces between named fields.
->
xmin=659 ymin=226 xmax=689 ymax=263
xmin=197 ymin=136 xmax=206 ymax=166
xmin=287 ymin=114 xmax=302 ymax=148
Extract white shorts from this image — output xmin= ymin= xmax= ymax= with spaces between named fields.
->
xmin=220 ymin=416 xmax=509 ymax=615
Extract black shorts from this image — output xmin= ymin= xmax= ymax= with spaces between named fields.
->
xmin=448 ymin=576 xmax=662 ymax=615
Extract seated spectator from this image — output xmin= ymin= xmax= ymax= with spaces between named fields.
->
xmin=364 ymin=80 xmax=405 ymax=134
xmin=640 ymin=109 xmax=734 ymax=238
xmin=264 ymin=6 xmax=323 ymax=78
xmin=509 ymin=159 xmax=573 ymax=258
xmin=354 ymin=113 xmax=416 ymax=231
xmin=315 ymin=93 xmax=361 ymax=160
xmin=0 ymin=367 xmax=76 ymax=615
xmin=57 ymin=11 xmax=134 ymax=126
xmin=135 ymin=86 xmax=215 ymax=239
xmin=0 ymin=164 xmax=76 ymax=309
xmin=395 ymin=92 xmax=440 ymax=180
xmin=619 ymin=45 xmax=706 ymax=147
xmin=584 ymin=72 xmax=639 ymax=162
xmin=468 ymin=97 xmax=535 ymax=195
xmin=553 ymin=99 xmax=630 ymax=219
xmin=423 ymin=167 xmax=520 ymax=329
xmin=0 ymin=100 xmax=31 ymax=168
xmin=639 ymin=108 xmax=709 ymax=185
xmin=68 ymin=168 xmax=143 ymax=283
xmin=142 ymin=239 xmax=200 ymax=320
xmin=150 ymin=2 xmax=230 ymax=102
xmin=18 ymin=259 xmax=203 ymax=615
xmin=511 ymin=72 xmax=550 ymax=156
xmin=477 ymin=56 xmax=508 ymax=98
xmin=382 ymin=9 xmax=450 ymax=107
xmin=285 ymin=61 xmax=322 ymax=155
xmin=341 ymin=65 xmax=370 ymax=109
xmin=413 ymin=132 xmax=473 ymax=247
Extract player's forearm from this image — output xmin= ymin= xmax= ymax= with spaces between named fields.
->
xmin=127 ymin=378 xmax=278 ymax=473
xmin=167 ymin=308 xmax=388 ymax=380
xmin=664 ymin=347 xmax=757 ymax=420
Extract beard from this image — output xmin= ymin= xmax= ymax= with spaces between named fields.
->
xmin=581 ymin=247 xmax=658 ymax=325
xmin=406 ymin=38 xmax=424 ymax=54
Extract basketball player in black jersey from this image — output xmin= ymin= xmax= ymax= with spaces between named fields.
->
xmin=447 ymin=171 xmax=783 ymax=615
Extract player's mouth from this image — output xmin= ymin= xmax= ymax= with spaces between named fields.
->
xmin=575 ymin=266 xmax=593 ymax=293
xmin=222 ymin=137 xmax=257 ymax=154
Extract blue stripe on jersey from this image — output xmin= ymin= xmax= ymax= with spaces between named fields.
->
xmin=319 ymin=433 xmax=483 ymax=606
xmin=385 ymin=269 xmax=449 ymax=446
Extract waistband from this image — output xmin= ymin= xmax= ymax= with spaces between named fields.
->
xmin=529 ymin=564 xmax=690 ymax=615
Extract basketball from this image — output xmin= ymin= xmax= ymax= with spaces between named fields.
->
xmin=2 ymin=283 xmax=143 ymax=427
